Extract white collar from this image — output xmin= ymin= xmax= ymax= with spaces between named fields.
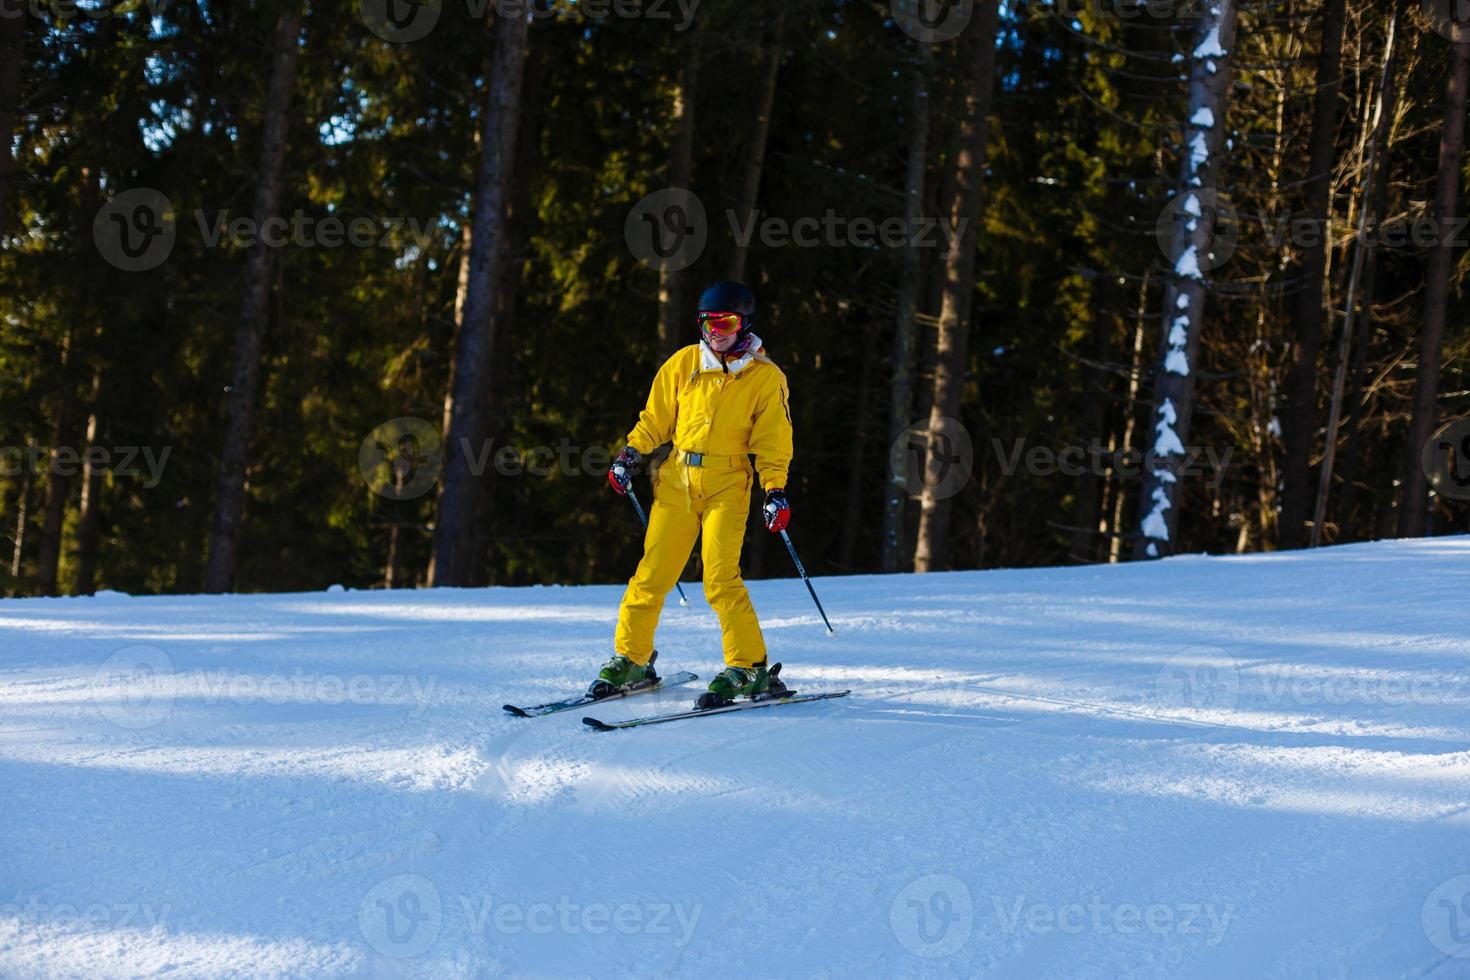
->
xmin=699 ymin=332 xmax=763 ymax=374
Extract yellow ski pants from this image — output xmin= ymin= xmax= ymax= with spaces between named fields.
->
xmin=614 ymin=456 xmax=766 ymax=668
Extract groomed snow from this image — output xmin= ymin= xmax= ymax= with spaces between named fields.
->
xmin=3 ymin=537 xmax=1470 ymax=977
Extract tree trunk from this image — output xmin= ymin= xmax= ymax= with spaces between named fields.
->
xmin=727 ymin=11 xmax=783 ymax=283
xmin=442 ymin=220 xmax=474 ymax=436
xmin=1312 ymin=10 xmax=1400 ymax=546
xmin=882 ymin=45 xmax=931 ymax=573
xmin=1398 ymin=25 xmax=1470 ymax=537
xmin=0 ymin=2 xmax=22 ymax=237
xmin=430 ymin=9 xmax=530 ymax=587
xmin=1336 ymin=143 xmax=1397 ymax=533
xmin=1278 ymin=0 xmax=1346 ymax=549
xmin=657 ymin=56 xmax=698 ymax=357
xmin=1135 ymin=0 xmax=1240 ymax=559
xmin=840 ymin=319 xmax=880 ymax=570
xmin=204 ymin=7 xmax=303 ymax=593
xmin=912 ymin=0 xmax=1000 ymax=572
xmin=74 ymin=369 xmax=105 ymax=595
xmin=9 ymin=437 xmax=32 ymax=592
xmin=1109 ymin=275 xmax=1151 ymax=563
xmin=36 ymin=331 xmax=77 ymax=597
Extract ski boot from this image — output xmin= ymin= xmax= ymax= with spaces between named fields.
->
xmin=588 ymin=651 xmax=658 ymax=699
xmin=695 ymin=661 xmax=788 ymax=709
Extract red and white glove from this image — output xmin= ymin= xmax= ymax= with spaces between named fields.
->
xmin=762 ymin=489 xmax=790 ymax=533
xmin=607 ymin=446 xmax=642 ymax=496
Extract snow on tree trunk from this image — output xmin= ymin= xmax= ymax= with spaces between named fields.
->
xmin=430 ymin=10 xmax=531 ymax=587
xmin=1135 ymin=0 xmax=1239 ymax=560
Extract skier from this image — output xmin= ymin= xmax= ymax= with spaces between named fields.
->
xmin=595 ymin=281 xmax=793 ymax=708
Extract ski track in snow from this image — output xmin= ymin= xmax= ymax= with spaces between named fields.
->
xmin=2 ymin=538 xmax=1470 ymax=977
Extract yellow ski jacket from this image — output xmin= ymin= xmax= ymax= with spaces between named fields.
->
xmin=625 ymin=340 xmax=793 ymax=492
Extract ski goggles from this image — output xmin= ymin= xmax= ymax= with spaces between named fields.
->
xmin=697 ymin=311 xmax=744 ymax=336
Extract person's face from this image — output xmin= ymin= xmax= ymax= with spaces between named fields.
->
xmin=699 ymin=311 xmax=743 ymax=353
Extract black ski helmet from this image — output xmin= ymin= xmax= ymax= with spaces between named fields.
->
xmin=696 ymin=281 xmax=756 ymax=330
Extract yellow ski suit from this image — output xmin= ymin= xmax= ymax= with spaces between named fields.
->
xmin=614 ymin=340 xmax=793 ymax=668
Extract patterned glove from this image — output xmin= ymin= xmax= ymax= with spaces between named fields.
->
xmin=607 ymin=446 xmax=642 ymax=496
xmin=762 ymin=488 xmax=790 ymax=533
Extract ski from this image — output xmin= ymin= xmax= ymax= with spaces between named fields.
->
xmin=583 ymin=689 xmax=850 ymax=731
xmin=503 ymin=671 xmax=699 ymax=718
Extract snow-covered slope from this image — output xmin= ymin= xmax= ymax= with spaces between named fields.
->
xmin=3 ymin=537 xmax=1470 ymax=978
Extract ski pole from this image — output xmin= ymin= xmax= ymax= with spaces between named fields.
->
xmin=778 ymin=529 xmax=834 ymax=635
xmin=627 ymin=487 xmax=690 ymax=606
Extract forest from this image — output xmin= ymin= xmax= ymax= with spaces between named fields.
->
xmin=1 ymin=0 xmax=1467 ymax=596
